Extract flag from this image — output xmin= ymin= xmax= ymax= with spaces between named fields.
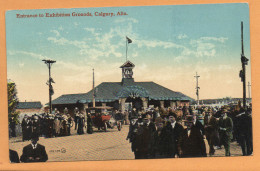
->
xmin=126 ymin=36 xmax=132 ymax=44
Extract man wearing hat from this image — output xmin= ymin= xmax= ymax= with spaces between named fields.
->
xmin=204 ymin=111 xmax=218 ymax=156
xmin=237 ymin=109 xmax=252 ymax=156
xmin=134 ymin=116 xmax=154 ymax=159
xmin=166 ymin=113 xmax=184 ymax=157
xmin=219 ymin=109 xmax=233 ymax=156
xmin=126 ymin=116 xmax=139 ymax=157
xmin=178 ymin=115 xmax=206 ymax=158
xmin=143 ymin=113 xmax=156 ymax=133
xmin=20 ymin=134 xmax=48 ymax=163
xmin=153 ymin=115 xmax=176 ymax=158
xmin=150 ymin=117 xmax=170 ymax=158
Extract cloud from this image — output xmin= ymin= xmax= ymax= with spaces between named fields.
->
xmin=8 ymin=51 xmax=15 ymax=55
xmin=56 ymin=60 xmax=88 ymax=71
xmin=46 ymin=18 xmax=227 ymax=68
xmin=48 ymin=22 xmax=130 ymax=60
xmin=46 ymin=17 xmax=153 ymax=61
xmin=58 ymin=26 xmax=64 ymax=31
xmin=47 ymin=37 xmax=89 ymax=49
xmin=18 ymin=62 xmax=24 ymax=68
xmin=132 ymin=52 xmax=138 ymax=58
xmin=187 ymin=38 xmax=222 ymax=58
xmin=50 ymin=30 xmax=60 ymax=37
xmin=9 ymin=50 xmax=93 ymax=74
xmin=173 ymin=55 xmax=186 ymax=63
xmin=84 ymin=27 xmax=95 ymax=34
xmin=62 ymin=61 xmax=122 ymax=84
xmin=177 ymin=34 xmax=188 ymax=39
xmin=136 ymin=39 xmax=185 ymax=49
xmin=11 ymin=51 xmax=51 ymax=60
xmin=217 ymin=65 xmax=237 ymax=70
xmin=200 ymin=37 xmax=228 ymax=43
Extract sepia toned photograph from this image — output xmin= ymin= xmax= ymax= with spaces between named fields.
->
xmin=6 ymin=3 xmax=252 ymax=163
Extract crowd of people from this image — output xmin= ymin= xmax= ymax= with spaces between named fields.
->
xmin=20 ymin=107 xmax=93 ymax=141
xmin=21 ymin=113 xmax=73 ymax=140
xmin=126 ymin=102 xmax=253 ymax=159
xmin=9 ymin=102 xmax=253 ymax=162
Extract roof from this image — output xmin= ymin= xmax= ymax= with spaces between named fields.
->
xmin=16 ymin=101 xmax=42 ymax=109
xmin=49 ymin=93 xmax=87 ymax=105
xmin=120 ymin=60 xmax=135 ymax=68
xmin=51 ymin=80 xmax=193 ymax=105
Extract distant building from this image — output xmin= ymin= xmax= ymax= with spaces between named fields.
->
xmin=16 ymin=101 xmax=43 ymax=122
xmin=51 ymin=61 xmax=193 ymax=116
xmin=16 ymin=101 xmax=43 ymax=115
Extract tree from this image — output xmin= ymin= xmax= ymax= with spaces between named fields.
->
xmin=8 ymin=80 xmax=20 ymax=125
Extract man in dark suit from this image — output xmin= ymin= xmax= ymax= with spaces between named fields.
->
xmin=144 ymin=114 xmax=156 ymax=134
xmin=237 ymin=110 xmax=253 ymax=156
xmin=134 ymin=117 xmax=153 ymax=159
xmin=166 ymin=113 xmax=184 ymax=157
xmin=20 ymin=134 xmax=48 ymax=163
xmin=204 ymin=112 xmax=219 ymax=156
xmin=219 ymin=110 xmax=233 ymax=156
xmin=178 ymin=116 xmax=207 ymax=158
xmin=9 ymin=149 xmax=20 ymax=163
xmin=192 ymin=115 xmax=205 ymax=137
xmin=151 ymin=117 xmax=175 ymax=159
xmin=127 ymin=116 xmax=139 ymax=158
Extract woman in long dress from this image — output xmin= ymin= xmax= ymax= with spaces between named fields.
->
xmin=77 ymin=114 xmax=85 ymax=135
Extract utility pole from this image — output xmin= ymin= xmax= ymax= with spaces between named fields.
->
xmin=248 ymin=82 xmax=251 ymax=98
xmin=92 ymin=68 xmax=95 ymax=108
xmin=239 ymin=21 xmax=249 ymax=108
xmin=194 ymin=72 xmax=200 ymax=106
xmin=42 ymin=59 xmax=56 ymax=114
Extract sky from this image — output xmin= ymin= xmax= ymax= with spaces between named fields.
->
xmin=6 ymin=3 xmax=251 ymax=105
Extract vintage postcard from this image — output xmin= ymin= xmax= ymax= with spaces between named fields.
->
xmin=6 ymin=3 xmax=252 ymax=163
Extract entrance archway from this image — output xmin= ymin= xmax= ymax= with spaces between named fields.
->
xmin=117 ymin=85 xmax=149 ymax=112
xmin=125 ymin=97 xmax=143 ymax=112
